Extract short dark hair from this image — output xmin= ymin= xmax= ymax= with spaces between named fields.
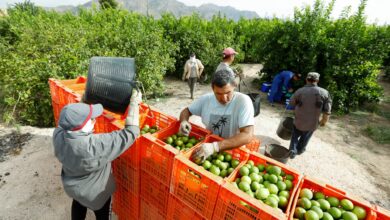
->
xmin=190 ymin=52 xmax=195 ymax=57
xmin=212 ymin=69 xmax=236 ymax=87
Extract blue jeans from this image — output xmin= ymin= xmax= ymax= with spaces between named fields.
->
xmin=289 ymin=125 xmax=314 ymax=156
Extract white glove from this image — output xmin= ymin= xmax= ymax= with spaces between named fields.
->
xmin=191 ymin=142 xmax=220 ymax=164
xmin=179 ymin=120 xmax=191 ymax=136
xmin=130 ymin=89 xmax=142 ymax=106
xmin=126 ymin=89 xmax=142 ymax=127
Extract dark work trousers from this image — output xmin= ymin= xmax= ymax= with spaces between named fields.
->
xmin=71 ymin=197 xmax=111 ymax=220
xmin=289 ymin=125 xmax=314 ymax=156
xmin=188 ymin=77 xmax=198 ymax=99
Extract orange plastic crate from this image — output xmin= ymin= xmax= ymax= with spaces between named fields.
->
xmin=48 ymin=79 xmax=60 ymax=104
xmin=375 ymin=205 xmax=390 ymax=220
xmin=166 ymin=194 xmax=206 ymax=220
xmin=154 ymin=120 xmax=211 ymax=147
xmin=140 ymin=198 xmax=166 ymax=220
xmin=112 ymin=184 xmax=139 ymax=220
xmin=138 ymin=133 xmax=178 ymax=186
xmin=51 ymin=102 xmax=62 ymax=126
xmin=140 ymin=170 xmax=170 ymax=213
xmin=141 ymin=106 xmax=178 ymax=135
xmin=213 ymin=151 xmax=303 ymax=220
xmin=290 ymin=176 xmax=376 ymax=220
xmin=170 ymin=137 xmax=249 ymax=219
xmin=245 ymin=137 xmax=261 ymax=152
xmin=112 ymin=147 xmax=140 ymax=195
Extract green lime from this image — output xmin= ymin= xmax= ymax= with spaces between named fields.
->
xmin=285 ymin=179 xmax=293 ymax=190
xmin=342 ymin=211 xmax=358 ymax=220
xmin=352 ymin=206 xmax=367 ymax=220
xmin=257 ymin=164 xmax=265 ymax=172
xmin=314 ymin=192 xmax=325 ymax=200
xmin=305 ymin=210 xmax=320 ymax=220
xmin=278 ymin=196 xmax=288 ymax=208
xmin=250 ymin=173 xmax=261 ymax=182
xmin=294 ymin=207 xmax=306 ymax=219
xmin=311 ymin=206 xmax=324 ymax=219
xmin=251 ymin=181 xmax=261 ymax=191
xmin=202 ymin=160 xmax=212 ymax=170
xmin=340 ymin=199 xmax=354 ymax=211
xmin=231 ymin=159 xmax=240 ymax=168
xmin=328 ymin=207 xmax=342 ymax=219
xmin=209 ymin=165 xmax=220 ymax=176
xmin=318 ymin=199 xmax=331 ymax=211
xmin=276 ymin=181 xmax=287 ymax=191
xmin=239 ymin=166 xmax=250 ymax=176
xmin=255 ymin=188 xmax=270 ymax=200
xmin=241 ymin=176 xmax=252 ymax=184
xmin=239 ymin=181 xmax=251 ymax=192
xmin=327 ymin=197 xmax=340 ymax=207
xmin=322 ymin=212 xmax=334 ymax=220
xmin=268 ymin=183 xmax=279 ymax=194
xmin=299 ymin=188 xmax=313 ymax=200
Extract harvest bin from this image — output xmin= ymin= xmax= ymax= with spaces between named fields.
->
xmin=139 ymin=122 xmax=210 ymax=187
xmin=166 ymin=194 xmax=206 ymax=220
xmin=170 ymin=135 xmax=249 ymax=219
xmin=212 ymin=151 xmax=302 ymax=220
xmin=289 ymin=176 xmax=376 ymax=220
xmin=374 ymin=205 xmax=390 ymax=220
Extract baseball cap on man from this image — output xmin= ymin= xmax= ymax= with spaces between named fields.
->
xmin=222 ymin=47 xmax=238 ymax=57
xmin=58 ymin=103 xmax=103 ymax=131
xmin=306 ymin=72 xmax=320 ymax=81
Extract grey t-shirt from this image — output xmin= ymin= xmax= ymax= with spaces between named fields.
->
xmin=188 ymin=92 xmax=254 ymax=138
xmin=290 ymin=84 xmax=332 ymax=131
xmin=216 ymin=62 xmax=235 ymax=78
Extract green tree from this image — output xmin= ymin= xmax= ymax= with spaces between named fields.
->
xmin=98 ymin=0 xmax=118 ymax=10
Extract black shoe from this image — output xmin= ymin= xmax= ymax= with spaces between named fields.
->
xmin=297 ymin=149 xmax=305 ymax=155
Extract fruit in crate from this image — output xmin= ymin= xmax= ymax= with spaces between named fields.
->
xmin=164 ymin=133 xmax=201 ymax=150
xmin=197 ymin=151 xmax=240 ymax=178
xmin=293 ymin=187 xmax=367 ymax=220
xmin=234 ymin=161 xmax=294 ymax=212
xmin=141 ymin=124 xmax=159 ymax=134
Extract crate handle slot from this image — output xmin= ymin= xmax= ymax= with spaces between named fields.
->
xmin=238 ymin=200 xmax=259 ymax=214
xmin=187 ymin=169 xmax=202 ymax=179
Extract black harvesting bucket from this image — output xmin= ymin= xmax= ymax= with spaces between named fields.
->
xmin=84 ymin=57 xmax=136 ymax=114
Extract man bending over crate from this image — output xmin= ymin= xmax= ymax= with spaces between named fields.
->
xmin=179 ymin=69 xmax=255 ymax=163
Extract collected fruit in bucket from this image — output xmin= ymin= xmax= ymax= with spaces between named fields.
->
xmin=293 ymin=188 xmax=367 ymax=220
xmin=165 ymin=133 xmax=202 ymax=150
xmin=141 ymin=124 xmax=159 ymax=134
xmin=233 ymin=161 xmax=294 ymax=212
xmin=196 ymin=151 xmax=241 ymax=178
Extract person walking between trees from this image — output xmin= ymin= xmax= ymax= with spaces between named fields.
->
xmin=182 ymin=53 xmax=204 ymax=99
xmin=288 ymin=72 xmax=332 ymax=159
xmin=179 ymin=68 xmax=255 ymax=163
xmin=268 ymin=70 xmax=301 ymax=105
xmin=216 ymin=47 xmax=239 ymax=78
xmin=53 ymin=89 xmax=142 ymax=220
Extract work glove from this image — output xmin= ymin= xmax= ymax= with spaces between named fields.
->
xmin=190 ymin=142 xmax=220 ymax=164
xmin=125 ymin=89 xmax=142 ymax=127
xmin=179 ymin=120 xmax=191 ymax=136
xmin=319 ymin=114 xmax=329 ymax=127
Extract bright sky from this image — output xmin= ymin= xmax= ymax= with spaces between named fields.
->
xmin=1 ymin=0 xmax=389 ymax=24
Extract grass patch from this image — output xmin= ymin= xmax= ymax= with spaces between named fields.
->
xmin=364 ymin=125 xmax=390 ymax=144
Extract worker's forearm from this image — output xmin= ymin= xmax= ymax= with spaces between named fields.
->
xmin=180 ymin=108 xmax=191 ymax=122
xmin=217 ymin=131 xmax=253 ymax=151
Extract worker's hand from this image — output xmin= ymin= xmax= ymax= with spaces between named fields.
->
xmin=288 ymin=88 xmax=294 ymax=93
xmin=319 ymin=114 xmax=329 ymax=127
xmin=179 ymin=120 xmax=191 ymax=136
xmin=130 ymin=89 xmax=142 ymax=106
xmin=190 ymin=142 xmax=220 ymax=164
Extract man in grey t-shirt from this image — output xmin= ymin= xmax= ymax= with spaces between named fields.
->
xmin=288 ymin=72 xmax=332 ymax=159
xmin=215 ymin=47 xmax=238 ymax=78
xmin=179 ymin=68 xmax=255 ymax=163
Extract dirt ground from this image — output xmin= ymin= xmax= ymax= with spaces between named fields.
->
xmin=0 ymin=64 xmax=389 ymax=219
